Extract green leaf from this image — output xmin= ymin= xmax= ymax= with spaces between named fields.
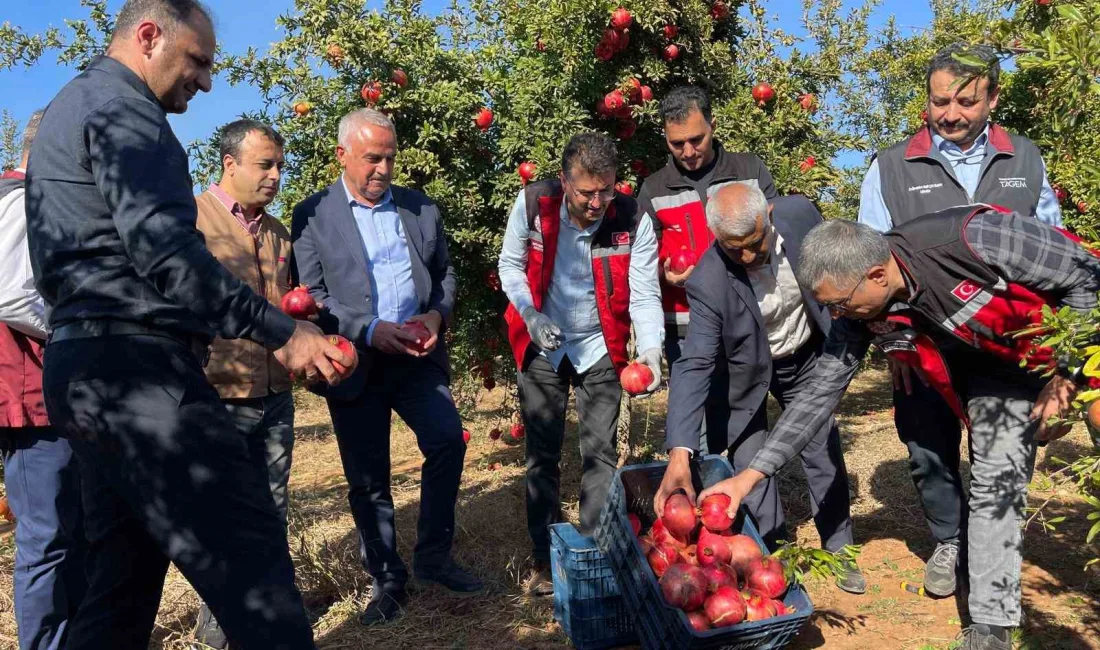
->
xmin=1087 ymin=519 xmax=1100 ymax=545
xmin=1055 ymin=5 xmax=1086 ymax=23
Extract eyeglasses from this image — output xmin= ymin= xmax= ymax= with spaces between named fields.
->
xmin=564 ymin=177 xmax=615 ymax=203
xmin=820 ymin=275 xmax=867 ymax=314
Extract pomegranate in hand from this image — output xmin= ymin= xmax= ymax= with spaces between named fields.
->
xmin=280 ymin=286 xmax=319 ymax=319
xmin=328 ymin=335 xmax=358 ymax=379
xmin=402 ymin=320 xmax=431 ymax=353
xmin=669 ymin=247 xmax=697 ymax=275
xmin=662 ymin=493 xmax=698 ymax=541
xmin=620 ymin=361 xmax=655 ymax=396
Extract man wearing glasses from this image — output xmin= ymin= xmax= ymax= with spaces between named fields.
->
xmin=498 ymin=132 xmax=664 ymax=596
xmin=652 ymin=183 xmax=865 ymax=593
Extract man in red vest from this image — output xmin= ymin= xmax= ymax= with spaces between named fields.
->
xmin=498 ymin=132 xmax=664 ymax=595
xmin=701 ymin=205 xmax=1098 ymax=650
xmin=0 ymin=110 xmax=87 ymax=650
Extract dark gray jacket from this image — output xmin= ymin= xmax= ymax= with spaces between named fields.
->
xmin=290 ymin=179 xmax=457 ymax=401
xmin=665 ymin=194 xmax=831 ymax=450
xmin=25 ymin=55 xmax=294 ymax=348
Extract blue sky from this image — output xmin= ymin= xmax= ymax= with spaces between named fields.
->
xmin=1 ymin=0 xmax=935 ymax=169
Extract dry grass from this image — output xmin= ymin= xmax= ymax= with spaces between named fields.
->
xmin=0 ymin=359 xmax=1098 ymax=649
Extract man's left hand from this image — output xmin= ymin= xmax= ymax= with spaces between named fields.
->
xmin=637 ymin=347 xmax=663 ymax=395
xmin=405 ymin=310 xmax=443 ymax=357
xmin=1031 ymin=375 xmax=1077 ymax=442
xmin=695 ymin=469 xmax=766 ymax=518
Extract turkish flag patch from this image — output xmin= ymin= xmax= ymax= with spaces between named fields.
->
xmin=612 ymin=232 xmax=631 ymax=246
xmin=951 ymin=279 xmax=982 ymax=302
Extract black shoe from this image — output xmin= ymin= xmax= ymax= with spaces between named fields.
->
xmin=414 ymin=560 xmax=485 ymax=596
xmin=834 ymin=556 xmax=867 ymax=595
xmin=192 ymin=604 xmax=229 ymax=649
xmin=956 ymin=624 xmax=1012 ymax=650
xmin=528 ymin=560 xmax=554 ymax=598
xmin=358 ymin=586 xmax=407 ymax=626
xmin=924 ymin=541 xmax=959 ymax=597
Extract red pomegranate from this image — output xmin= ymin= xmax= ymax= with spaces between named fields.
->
xmin=662 ymin=44 xmax=681 ymax=61
xmin=595 ymin=41 xmax=615 ymax=61
xmin=402 ymin=320 xmax=431 ymax=353
xmin=696 ymin=527 xmax=733 ymax=567
xmin=751 ymin=82 xmax=775 ymax=106
xmin=710 ymin=1 xmax=730 ymax=20
xmin=280 ymin=286 xmax=319 ymax=319
xmin=390 ymin=68 xmax=408 ymax=88
xmin=610 ymin=7 xmax=633 ymax=30
xmin=489 ymin=427 xmax=502 ymax=441
xmin=474 ymin=107 xmax=494 ymax=131
xmin=639 ymin=535 xmax=656 ymax=556
xmin=771 ymin=599 xmax=789 ymax=616
xmin=461 ymin=429 xmax=471 ymax=445
xmin=361 ymin=81 xmax=382 ymax=105
xmin=660 ymin=564 xmax=708 ymax=611
xmin=640 ymin=85 xmax=653 ymax=102
xmin=510 ymin=423 xmax=525 ymax=441
xmin=686 ymin=609 xmax=711 ymax=632
xmin=650 ymin=518 xmax=684 ymax=549
xmin=680 ymin=543 xmax=699 ymax=566
xmin=628 ymin=513 xmax=642 ymax=536
xmin=535 ymin=38 xmax=547 ymax=52
xmin=615 ymin=181 xmax=634 ymax=196
xmin=798 ymin=93 xmax=817 ymax=112
xmin=699 ymin=494 xmax=733 ymax=532
xmin=616 ymin=119 xmax=637 ymax=140
xmin=700 ymin=563 xmax=738 ymax=594
xmin=704 ymin=585 xmax=747 ymax=627
xmin=669 ymin=247 xmax=697 ymax=274
xmin=517 ymin=161 xmax=537 ymax=184
xmin=602 ymin=28 xmax=623 ymax=51
xmin=328 ymin=335 xmax=357 ymax=379
xmin=799 ymin=156 xmax=816 ymax=173
xmin=485 ymin=268 xmax=501 ymax=291
xmin=648 ymin=543 xmax=679 ymax=578
xmin=725 ymin=534 xmax=763 ymax=572
xmin=1077 ymin=200 xmax=1089 ymax=214
xmin=744 ymin=556 xmax=787 ymax=598
xmin=742 ymin=589 xmax=777 ymax=621
xmin=662 ymin=493 xmax=698 ymax=541
xmin=663 ymin=24 xmax=679 ymax=40
xmin=620 ymin=361 xmax=655 ymax=396
xmin=604 ymin=89 xmax=626 ymax=111
xmin=1053 ymin=184 xmax=1068 ymax=203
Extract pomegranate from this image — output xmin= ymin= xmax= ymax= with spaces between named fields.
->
xmin=517 ymin=161 xmax=537 ymax=184
xmin=648 ymin=543 xmax=679 ymax=578
xmin=696 ymin=527 xmax=733 ymax=567
xmin=662 ymin=44 xmax=681 ymax=61
xmin=669 ymin=246 xmax=697 ymax=274
xmin=742 ymin=589 xmax=777 ymax=621
xmin=751 ymin=82 xmax=775 ymax=106
xmin=535 ymin=38 xmax=546 ymax=52
xmin=326 ymin=43 xmax=345 ymax=63
xmin=602 ymin=28 xmax=623 ymax=51
xmin=620 ymin=361 xmax=655 ymax=396
xmin=489 ymin=427 xmax=502 ymax=441
xmin=462 ymin=429 xmax=471 ymax=444
xmin=640 ymin=85 xmax=653 ymax=102
xmin=700 ymin=563 xmax=738 ymax=593
xmin=659 ymin=564 xmax=708 ymax=611
xmin=639 ymin=536 xmax=655 ymax=555
xmin=474 ymin=107 xmax=494 ymax=131
xmin=704 ymin=585 xmax=747 ymax=627
xmin=628 ymin=513 xmax=642 ymax=536
xmin=650 ymin=518 xmax=684 ymax=549
xmin=616 ymin=119 xmax=637 ymax=140
xmin=699 ymin=494 xmax=733 ymax=532
xmin=725 ymin=534 xmax=763 ymax=572
xmin=280 ymin=286 xmax=319 ymax=319
xmin=710 ymin=1 xmax=730 ymax=20
xmin=663 ymin=24 xmax=679 ymax=40
xmin=744 ymin=556 xmax=787 ymax=598
xmin=293 ymin=101 xmax=311 ymax=116
xmin=798 ymin=93 xmax=817 ymax=112
xmin=1077 ymin=200 xmax=1089 ymax=214
xmin=920 ymin=109 xmax=928 ymax=122
xmin=361 ymin=81 xmax=382 ymax=105
xmin=604 ymin=89 xmax=626 ymax=111
xmin=680 ymin=544 xmax=699 ymax=566
xmin=391 ymin=68 xmax=408 ymax=88
xmin=328 ymin=335 xmax=357 ymax=379
xmin=1053 ymin=184 xmax=1068 ymax=203
xmin=610 ymin=7 xmax=633 ymax=30
xmin=595 ymin=41 xmax=615 ymax=61
xmin=771 ymin=599 xmax=789 ymax=616
xmin=686 ymin=609 xmax=711 ymax=632
xmin=630 ymin=159 xmax=648 ymax=174
xmin=483 ymin=376 xmax=496 ymax=390
xmin=615 ymin=181 xmax=634 ymax=196
xmin=662 ymin=493 xmax=698 ymax=541
xmin=799 ymin=156 xmax=816 ymax=173
xmin=1087 ymin=399 xmax=1100 ymax=430
xmin=485 ymin=269 xmax=501 ymax=291
xmin=402 ymin=320 xmax=431 ymax=353
xmin=0 ymin=497 xmax=11 ymax=522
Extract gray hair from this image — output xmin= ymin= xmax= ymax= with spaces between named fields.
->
xmin=21 ymin=109 xmax=45 ymax=157
xmin=338 ymin=108 xmax=396 ymax=147
xmin=796 ymin=220 xmax=891 ymax=291
xmin=706 ymin=183 xmax=768 ymax=239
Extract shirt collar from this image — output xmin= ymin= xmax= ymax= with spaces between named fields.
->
xmin=558 ymin=200 xmax=602 ymax=233
xmin=88 ymin=55 xmax=163 ymax=110
xmin=208 ymin=183 xmax=265 ymax=236
xmin=342 ymin=177 xmax=393 ymax=210
xmin=931 ymin=123 xmax=989 ymax=157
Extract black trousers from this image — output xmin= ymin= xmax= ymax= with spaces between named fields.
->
xmin=42 ymin=334 xmax=315 ymax=650
xmin=328 ymin=355 xmax=466 ymax=588
xmin=519 ymin=353 xmax=621 ymax=563
xmin=729 ymin=335 xmax=855 ymax=552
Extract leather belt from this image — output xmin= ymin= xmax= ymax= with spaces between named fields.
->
xmin=50 ymin=320 xmax=211 ymax=367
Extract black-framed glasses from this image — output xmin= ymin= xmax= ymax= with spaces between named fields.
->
xmin=820 ymin=275 xmax=867 ymax=314
xmin=563 ymin=176 xmax=615 ymax=203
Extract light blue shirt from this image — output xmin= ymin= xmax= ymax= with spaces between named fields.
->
xmin=858 ymin=125 xmax=1063 ymax=232
xmin=342 ymin=180 xmax=420 ymax=345
xmin=498 ymin=190 xmax=664 ymax=374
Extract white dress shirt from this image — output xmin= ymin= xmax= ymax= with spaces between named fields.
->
xmin=0 ymin=169 xmax=48 ymax=339
xmin=746 ymin=230 xmax=813 ymax=359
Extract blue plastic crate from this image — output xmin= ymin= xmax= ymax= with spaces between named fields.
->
xmin=593 ymin=456 xmax=814 ymax=650
xmin=550 ymin=523 xmax=639 ymax=650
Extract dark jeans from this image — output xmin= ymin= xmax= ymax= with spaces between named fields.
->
xmin=328 ymin=355 xmax=465 ymax=588
xmin=729 ymin=335 xmax=855 ymax=553
xmin=519 ymin=353 xmax=621 ymax=563
xmin=0 ymin=427 xmax=86 ymax=650
xmin=893 ymin=377 xmax=965 ymax=544
xmin=42 ymin=334 xmax=315 ymax=650
xmin=665 ymin=325 xmax=729 ymax=453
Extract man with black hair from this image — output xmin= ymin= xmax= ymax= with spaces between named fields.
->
xmin=857 ymin=42 xmax=1063 ymax=599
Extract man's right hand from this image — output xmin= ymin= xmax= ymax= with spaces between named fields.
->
xmin=888 ymin=357 xmax=929 ymax=395
xmin=274 ymin=320 xmax=355 ymax=386
xmin=654 ymin=448 xmax=696 ymax=518
xmin=371 ymin=320 xmax=422 ymax=356
xmin=521 ymin=306 xmax=562 ymax=351
xmin=663 ymin=258 xmax=694 ymax=287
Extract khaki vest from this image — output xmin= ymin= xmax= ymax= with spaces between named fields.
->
xmin=195 ymin=190 xmax=292 ymax=399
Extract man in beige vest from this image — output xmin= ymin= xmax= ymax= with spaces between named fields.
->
xmin=191 ymin=119 xmax=295 ymax=649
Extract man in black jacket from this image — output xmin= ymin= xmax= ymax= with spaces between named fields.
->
xmin=654 ymin=183 xmax=864 ymax=593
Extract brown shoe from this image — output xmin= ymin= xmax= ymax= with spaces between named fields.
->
xmin=528 ymin=561 xmax=554 ymax=597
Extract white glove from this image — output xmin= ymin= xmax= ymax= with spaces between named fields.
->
xmin=638 ymin=347 xmax=663 ymax=394
xmin=521 ymin=306 xmax=562 ymax=351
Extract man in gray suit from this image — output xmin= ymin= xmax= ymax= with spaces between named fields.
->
xmin=291 ymin=108 xmax=484 ymax=627
xmin=654 ymin=184 xmax=864 ymax=593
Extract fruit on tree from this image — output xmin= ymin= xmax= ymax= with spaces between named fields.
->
xmin=799 ymin=156 xmax=816 ymax=173
xmin=663 ymin=24 xmax=679 ymax=40
xmin=361 ymin=81 xmax=382 ymax=105
xmin=485 ymin=268 xmax=501 ymax=291
xmin=462 ymin=429 xmax=471 ymax=444
xmin=391 ymin=68 xmax=408 ymax=88
xmin=474 ymin=107 xmax=494 ymax=131
xmin=483 ymin=376 xmax=496 ymax=390
xmin=659 ymin=564 xmax=708 ymax=611
xmin=510 ymin=422 xmax=526 ymax=440
xmin=1077 ymin=200 xmax=1089 ymax=214
xmin=662 ymin=44 xmax=681 ymax=61
xmin=604 ymin=89 xmax=626 ymax=111
xmin=616 ymin=119 xmax=637 ymax=140
xmin=518 ymin=161 xmax=537 ymax=184
xmin=280 ymin=286 xmax=319 ymax=319
xmin=798 ymin=93 xmax=817 ymax=112
xmin=615 ymin=181 xmax=634 ymax=195
xmin=1053 ymin=184 xmax=1068 ymax=203
xmin=751 ymin=82 xmax=776 ymax=106
xmin=699 ymin=493 xmax=733 ymax=531
xmin=662 ymin=493 xmax=698 ymax=540
xmin=710 ymin=1 xmax=730 ymax=20
xmin=610 ymin=7 xmax=633 ymax=30
xmin=1088 ymin=399 xmax=1100 ymax=430
xmin=293 ymin=101 xmax=311 ymax=116
xmin=325 ymin=43 xmax=345 ymax=63
xmin=640 ymin=85 xmax=653 ymax=102
xmin=620 ymin=361 xmax=655 ymax=396
xmin=489 ymin=427 xmax=502 ymax=440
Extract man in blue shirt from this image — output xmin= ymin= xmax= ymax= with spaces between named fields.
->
xmin=857 ymin=42 xmax=1063 ymax=600
xmin=291 ymin=108 xmax=483 ymax=627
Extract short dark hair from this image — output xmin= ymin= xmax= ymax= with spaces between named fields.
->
xmin=925 ymin=42 xmax=1000 ymax=95
xmin=561 ymin=132 xmax=617 ymax=178
xmin=218 ymin=119 xmax=284 ymax=165
xmin=21 ymin=109 xmax=45 ymax=157
xmin=660 ymin=86 xmax=712 ymax=125
xmin=111 ymin=0 xmax=212 ymax=42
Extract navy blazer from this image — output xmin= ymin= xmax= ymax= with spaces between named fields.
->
xmin=665 ymin=194 xmax=831 ymax=450
xmin=290 ymin=179 xmax=457 ymax=401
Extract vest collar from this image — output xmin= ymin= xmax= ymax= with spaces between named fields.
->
xmin=904 ymin=123 xmax=1015 ymax=160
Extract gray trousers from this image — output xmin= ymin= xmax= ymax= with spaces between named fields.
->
xmin=519 ymin=353 xmax=620 ymax=563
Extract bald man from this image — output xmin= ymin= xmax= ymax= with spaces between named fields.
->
xmin=654 ymin=185 xmax=865 ymax=593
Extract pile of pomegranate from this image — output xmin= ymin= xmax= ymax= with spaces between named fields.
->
xmin=630 ymin=492 xmax=792 ymax=632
